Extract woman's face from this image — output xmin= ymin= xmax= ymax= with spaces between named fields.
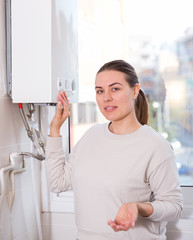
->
xmin=95 ymin=70 xmax=139 ymax=123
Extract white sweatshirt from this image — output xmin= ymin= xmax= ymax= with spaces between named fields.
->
xmin=45 ymin=123 xmax=183 ymax=240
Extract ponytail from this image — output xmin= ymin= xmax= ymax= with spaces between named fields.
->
xmin=135 ymin=89 xmax=149 ymax=125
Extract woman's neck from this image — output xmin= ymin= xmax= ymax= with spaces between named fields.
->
xmin=109 ymin=118 xmax=142 ymax=135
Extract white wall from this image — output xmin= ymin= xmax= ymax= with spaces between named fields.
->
xmin=0 ymin=1 xmax=40 ymax=239
xmin=0 ymin=1 xmax=77 ymax=239
xmin=42 ymin=213 xmax=77 ymax=240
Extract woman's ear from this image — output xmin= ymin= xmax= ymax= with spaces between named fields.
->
xmin=133 ymin=84 xmax=140 ymax=99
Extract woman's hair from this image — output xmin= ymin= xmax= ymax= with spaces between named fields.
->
xmin=97 ymin=60 xmax=149 ymax=125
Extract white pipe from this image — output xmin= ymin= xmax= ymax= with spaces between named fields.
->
xmin=30 ymin=143 xmax=43 ymax=240
xmin=0 ymin=152 xmax=17 ymax=212
xmin=0 ymin=152 xmax=44 ymax=240
xmin=1 ymin=151 xmax=43 ymax=240
xmin=0 ymin=152 xmax=18 ymax=240
xmin=9 ymin=155 xmax=27 ymax=240
xmin=10 ymin=157 xmax=26 ymax=211
xmin=10 ymin=150 xmax=44 ymax=240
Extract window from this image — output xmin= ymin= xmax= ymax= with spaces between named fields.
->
xmin=42 ymin=0 xmax=193 ymax=217
xmin=71 ymin=0 xmax=193 ymax=186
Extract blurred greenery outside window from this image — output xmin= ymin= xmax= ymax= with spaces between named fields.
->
xmin=70 ymin=0 xmax=193 ymax=186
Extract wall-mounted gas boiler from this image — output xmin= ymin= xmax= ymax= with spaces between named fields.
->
xmin=6 ymin=0 xmax=78 ymax=104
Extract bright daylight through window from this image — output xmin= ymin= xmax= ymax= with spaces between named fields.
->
xmin=71 ymin=0 xmax=193 ymax=186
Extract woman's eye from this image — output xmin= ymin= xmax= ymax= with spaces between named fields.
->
xmin=96 ymin=90 xmax=103 ymax=94
xmin=112 ymin=87 xmax=119 ymax=92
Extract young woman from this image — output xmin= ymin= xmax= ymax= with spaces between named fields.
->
xmin=45 ymin=60 xmax=183 ymax=240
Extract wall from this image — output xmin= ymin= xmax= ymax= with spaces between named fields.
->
xmin=42 ymin=213 xmax=76 ymax=240
xmin=0 ymin=0 xmax=77 ymax=239
xmin=0 ymin=0 xmax=41 ymax=239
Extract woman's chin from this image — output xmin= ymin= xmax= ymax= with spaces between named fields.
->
xmin=103 ymin=115 xmax=117 ymax=122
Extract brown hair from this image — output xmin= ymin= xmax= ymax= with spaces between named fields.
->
xmin=97 ymin=60 xmax=149 ymax=125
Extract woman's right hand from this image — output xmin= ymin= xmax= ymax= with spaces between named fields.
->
xmin=50 ymin=91 xmax=70 ymax=137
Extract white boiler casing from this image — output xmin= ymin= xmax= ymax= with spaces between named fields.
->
xmin=7 ymin=0 xmax=78 ymax=103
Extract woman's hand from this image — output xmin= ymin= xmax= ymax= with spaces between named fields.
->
xmin=107 ymin=202 xmax=153 ymax=232
xmin=107 ymin=203 xmax=138 ymax=232
xmin=50 ymin=91 xmax=70 ymax=137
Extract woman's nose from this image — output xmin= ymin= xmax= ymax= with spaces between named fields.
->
xmin=104 ymin=91 xmax=112 ymax=102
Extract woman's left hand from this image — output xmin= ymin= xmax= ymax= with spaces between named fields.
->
xmin=107 ymin=202 xmax=138 ymax=232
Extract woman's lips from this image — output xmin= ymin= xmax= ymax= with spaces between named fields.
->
xmin=104 ymin=106 xmax=117 ymax=112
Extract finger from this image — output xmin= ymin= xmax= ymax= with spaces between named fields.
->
xmin=58 ymin=94 xmax=69 ymax=111
xmin=107 ymin=220 xmax=114 ymax=225
xmin=56 ymin=101 xmax=63 ymax=115
xmin=113 ymin=224 xmax=122 ymax=232
xmin=57 ymin=91 xmax=63 ymax=102
xmin=58 ymin=91 xmax=67 ymax=106
xmin=60 ymin=92 xmax=69 ymax=106
xmin=59 ymin=91 xmax=68 ymax=104
xmin=58 ymin=91 xmax=65 ymax=98
xmin=107 ymin=220 xmax=118 ymax=231
xmin=62 ymin=100 xmax=70 ymax=117
xmin=58 ymin=94 xmax=66 ymax=105
xmin=63 ymin=92 xmax=68 ymax=102
xmin=56 ymin=99 xmax=69 ymax=118
xmin=115 ymin=218 xmax=135 ymax=230
xmin=108 ymin=221 xmax=116 ymax=228
xmin=111 ymin=224 xmax=119 ymax=232
xmin=115 ymin=225 xmax=127 ymax=231
xmin=113 ymin=221 xmax=134 ymax=232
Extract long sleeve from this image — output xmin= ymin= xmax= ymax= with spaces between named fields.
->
xmin=146 ymin=150 xmax=183 ymax=222
xmin=45 ymin=136 xmax=73 ymax=193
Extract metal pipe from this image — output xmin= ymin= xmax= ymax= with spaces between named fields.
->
xmin=17 ymin=152 xmax=45 ymax=161
xmin=18 ymin=103 xmax=34 ymax=141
